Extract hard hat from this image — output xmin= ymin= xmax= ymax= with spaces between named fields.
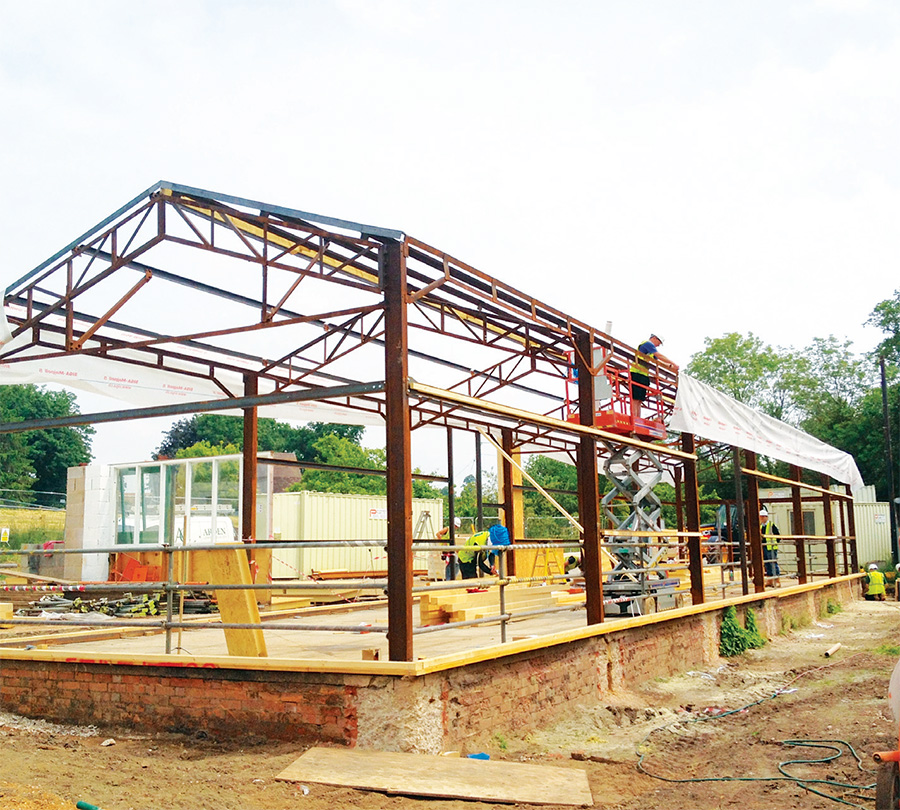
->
xmin=650 ymin=333 xmax=663 ymax=344
xmin=759 ymin=508 xmax=768 ymax=516
xmin=453 ymin=517 xmax=461 ymax=528
xmin=869 ymin=563 xmax=879 ymax=570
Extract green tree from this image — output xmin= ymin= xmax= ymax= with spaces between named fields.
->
xmin=867 ymin=289 xmax=900 ymax=364
xmin=174 ymin=441 xmax=241 ymax=459
xmin=447 ymin=474 xmax=498 ymax=524
xmin=522 ymin=455 xmax=578 ymax=516
xmin=174 ymin=441 xmax=241 ymax=484
xmin=686 ymin=332 xmax=784 ymax=414
xmin=520 ymin=455 xmax=580 ymax=538
xmin=0 ymin=385 xmax=93 ymax=504
xmin=687 ymin=331 xmax=877 ymax=487
xmin=289 ymin=434 xmax=387 ymax=495
xmin=788 ymin=336 xmax=871 ymax=430
xmin=806 ymin=384 xmax=897 ymax=501
xmin=155 ymin=414 xmax=365 ymax=461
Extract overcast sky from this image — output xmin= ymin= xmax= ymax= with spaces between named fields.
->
xmin=2 ymin=0 xmax=899 ymax=472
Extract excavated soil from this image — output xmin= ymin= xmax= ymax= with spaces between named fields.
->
xmin=1 ymin=597 xmax=899 ymax=809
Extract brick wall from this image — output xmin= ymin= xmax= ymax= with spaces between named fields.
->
xmin=0 ymin=660 xmax=358 ymax=744
xmin=438 ymin=611 xmax=720 ymax=751
xmin=0 ymin=579 xmax=857 ymax=752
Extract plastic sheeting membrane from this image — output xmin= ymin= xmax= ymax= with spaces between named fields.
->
xmin=671 ymin=374 xmax=864 ymax=491
xmin=0 ymin=330 xmax=384 ymax=429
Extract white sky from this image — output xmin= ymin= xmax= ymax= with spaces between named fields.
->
xmin=2 ymin=0 xmax=899 ymax=475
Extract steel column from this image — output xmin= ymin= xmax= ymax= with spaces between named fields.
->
xmin=733 ymin=446 xmax=749 ymax=595
xmin=744 ymin=451 xmax=765 ymax=593
xmin=382 ymin=239 xmax=414 ymax=662
xmin=574 ymin=332 xmax=603 ymax=624
xmin=822 ymin=474 xmax=837 ymax=578
xmin=838 ymin=490 xmax=850 ymax=574
xmin=475 ymin=434 xmax=484 ymax=531
xmin=242 ymin=374 xmax=258 ymax=541
xmin=674 ymin=467 xmax=684 ymax=539
xmin=446 ymin=427 xmax=457 ymax=580
xmin=500 ymin=428 xmax=521 ymax=577
xmin=790 ymin=465 xmax=808 ymax=584
xmin=845 ymin=483 xmax=859 ymax=573
xmin=681 ymin=433 xmax=704 ymax=605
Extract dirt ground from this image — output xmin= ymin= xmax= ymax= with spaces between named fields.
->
xmin=2 ymin=597 xmax=900 ymax=810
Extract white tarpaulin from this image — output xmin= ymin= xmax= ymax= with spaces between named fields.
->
xmin=670 ymin=373 xmax=865 ymax=492
xmin=0 ymin=331 xmax=384 ymax=429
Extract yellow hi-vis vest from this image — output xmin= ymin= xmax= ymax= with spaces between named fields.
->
xmin=763 ymin=520 xmax=778 ymax=552
xmin=630 ymin=341 xmax=655 ymax=375
xmin=867 ymin=569 xmax=886 ymax=596
xmin=457 ymin=531 xmax=490 ymax=564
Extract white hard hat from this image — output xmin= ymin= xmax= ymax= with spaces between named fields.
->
xmin=869 ymin=563 xmax=879 ymax=570
xmin=453 ymin=517 xmax=461 ymax=528
xmin=759 ymin=508 xmax=768 ymax=516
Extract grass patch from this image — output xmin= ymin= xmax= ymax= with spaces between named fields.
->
xmin=875 ymin=644 xmax=900 ymax=656
xmin=720 ymin=606 xmax=766 ymax=656
xmin=826 ymin=600 xmax=843 ymax=615
xmin=780 ymin=612 xmax=812 ymax=633
xmin=493 ymin=732 xmax=508 ymax=751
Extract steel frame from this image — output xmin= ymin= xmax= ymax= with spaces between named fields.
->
xmin=1 ymin=182 xmax=855 ymax=661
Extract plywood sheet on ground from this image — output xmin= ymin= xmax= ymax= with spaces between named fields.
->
xmin=275 ymin=746 xmax=592 ymax=805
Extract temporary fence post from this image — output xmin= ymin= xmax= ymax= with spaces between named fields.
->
xmin=791 ymin=465 xmax=808 ymax=584
xmin=164 ymin=543 xmax=175 ymax=654
xmin=499 ymin=552 xmax=507 ymax=644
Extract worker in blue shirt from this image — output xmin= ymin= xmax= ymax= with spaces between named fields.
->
xmin=630 ymin=334 xmax=678 ymax=417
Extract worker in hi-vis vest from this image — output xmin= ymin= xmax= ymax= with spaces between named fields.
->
xmin=457 ymin=525 xmax=510 ymax=580
xmin=759 ymin=508 xmax=780 ymax=588
xmin=629 ymin=334 xmax=678 ymax=418
xmin=865 ymin=563 xmax=886 ymax=601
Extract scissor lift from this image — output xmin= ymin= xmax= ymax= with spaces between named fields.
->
xmin=565 ymin=352 xmax=679 ymax=614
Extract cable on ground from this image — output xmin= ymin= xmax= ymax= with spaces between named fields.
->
xmin=636 ymin=653 xmax=881 ymax=807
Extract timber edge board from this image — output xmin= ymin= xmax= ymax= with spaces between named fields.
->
xmin=0 ymin=574 xmax=862 ymax=677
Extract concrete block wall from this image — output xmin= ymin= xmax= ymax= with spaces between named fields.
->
xmin=65 ymin=464 xmax=115 ymax=581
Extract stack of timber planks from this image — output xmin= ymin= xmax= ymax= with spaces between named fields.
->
xmin=419 ymin=583 xmax=584 ymax=626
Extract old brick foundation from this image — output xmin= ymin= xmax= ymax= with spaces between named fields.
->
xmin=0 ymin=578 xmax=858 ymax=753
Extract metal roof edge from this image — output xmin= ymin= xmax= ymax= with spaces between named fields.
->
xmin=4 ymin=180 xmax=405 ymax=301
xmin=163 ymin=181 xmax=405 ymax=241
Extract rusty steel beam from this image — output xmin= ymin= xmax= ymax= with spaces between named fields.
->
xmin=382 ymin=240 xmax=414 ymax=662
xmin=790 ymin=465 xmax=808 ymax=585
xmin=408 ymin=381 xmax=695 ymax=461
xmin=822 ymin=474 xmax=837 ymax=578
xmin=838 ymin=489 xmax=850 ymax=575
xmin=845 ymin=483 xmax=859 ymax=572
xmin=740 ymin=467 xmax=852 ymax=501
xmin=681 ymin=433 xmax=704 ymax=605
xmin=744 ymin=451 xmax=766 ymax=593
xmin=0 ymin=381 xmax=385 ymax=434
xmin=71 ymin=268 xmax=153 ymax=350
xmin=66 ymin=250 xmax=567 ymax=407
xmin=574 ymin=331 xmax=603 ymax=625
xmin=242 ymin=374 xmax=258 ymax=541
xmin=499 ymin=428 xmax=520 ymax=578
xmin=10 ymin=234 xmax=163 ymax=340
